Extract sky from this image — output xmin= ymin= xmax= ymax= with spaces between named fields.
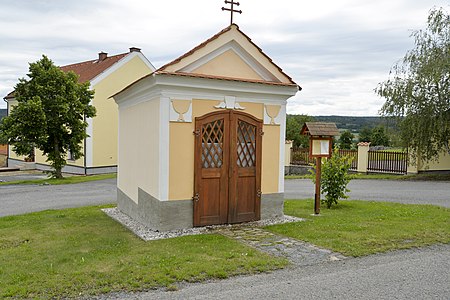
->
xmin=0 ymin=0 xmax=448 ymax=115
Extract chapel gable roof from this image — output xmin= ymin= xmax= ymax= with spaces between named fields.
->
xmin=156 ymin=24 xmax=298 ymax=87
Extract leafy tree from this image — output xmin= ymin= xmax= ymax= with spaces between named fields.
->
xmin=371 ymin=125 xmax=390 ymax=146
xmin=358 ymin=126 xmax=372 ymax=143
xmin=286 ymin=114 xmax=315 ymax=148
xmin=0 ymin=56 xmax=95 ymax=178
xmin=338 ymin=130 xmax=354 ymax=149
xmin=376 ymin=7 xmax=450 ymax=162
xmin=0 ymin=129 xmax=6 ymax=145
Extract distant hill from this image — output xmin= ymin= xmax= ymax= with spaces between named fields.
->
xmin=287 ymin=114 xmax=397 ymax=137
xmin=313 ymin=116 xmax=386 ymax=133
xmin=0 ymin=108 xmax=6 ymax=120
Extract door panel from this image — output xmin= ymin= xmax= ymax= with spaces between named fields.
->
xmin=229 ymin=113 xmax=262 ymax=223
xmin=194 ymin=110 xmax=262 ymax=226
xmin=194 ymin=113 xmax=229 ymax=226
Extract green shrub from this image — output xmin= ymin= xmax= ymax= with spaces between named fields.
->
xmin=311 ymin=148 xmax=353 ymax=208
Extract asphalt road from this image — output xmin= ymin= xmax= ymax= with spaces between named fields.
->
xmin=0 ymin=175 xmax=449 ymax=217
xmin=285 ymin=179 xmax=450 ymax=207
xmin=0 ymin=178 xmax=116 ymax=217
xmin=104 ymin=244 xmax=450 ymax=300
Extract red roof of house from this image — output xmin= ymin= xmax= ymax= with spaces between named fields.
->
xmin=4 ymin=50 xmax=135 ymax=100
xmin=4 ymin=91 xmax=14 ymax=100
xmin=60 ymin=52 xmax=128 ymax=83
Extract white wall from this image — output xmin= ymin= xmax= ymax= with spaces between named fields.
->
xmin=118 ymin=98 xmax=160 ymax=202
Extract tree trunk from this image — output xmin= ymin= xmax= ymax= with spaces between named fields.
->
xmin=53 ymin=138 xmax=64 ymax=179
xmin=54 ymin=167 xmax=63 ymax=179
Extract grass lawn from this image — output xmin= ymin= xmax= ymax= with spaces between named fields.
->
xmin=0 ymin=206 xmax=287 ymax=299
xmin=0 ymin=173 xmax=117 ymax=186
xmin=2 ymin=200 xmax=449 ymax=298
xmin=267 ymin=199 xmax=450 ymax=257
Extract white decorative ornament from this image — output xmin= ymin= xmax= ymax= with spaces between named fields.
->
xmin=234 ymin=102 xmax=245 ymax=110
xmin=214 ymin=96 xmax=245 ymax=110
xmin=264 ymin=105 xmax=281 ymax=125
xmin=170 ymin=100 xmax=192 ymax=122
xmin=214 ymin=101 xmax=227 ymax=109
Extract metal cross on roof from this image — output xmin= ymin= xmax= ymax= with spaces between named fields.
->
xmin=221 ymin=0 xmax=242 ymax=25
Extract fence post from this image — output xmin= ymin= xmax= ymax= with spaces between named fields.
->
xmin=357 ymin=142 xmax=370 ymax=173
xmin=406 ymin=150 xmax=420 ymax=174
xmin=285 ymin=140 xmax=293 ymax=167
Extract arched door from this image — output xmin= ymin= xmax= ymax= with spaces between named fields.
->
xmin=194 ymin=110 xmax=262 ymax=226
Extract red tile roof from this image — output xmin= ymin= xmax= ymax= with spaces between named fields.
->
xmin=4 ymin=52 xmax=130 ymax=100
xmin=60 ymin=52 xmax=128 ymax=83
xmin=112 ymin=69 xmax=299 ymax=100
xmin=157 ymin=70 xmax=298 ymax=87
xmin=4 ymin=91 xmax=14 ymax=100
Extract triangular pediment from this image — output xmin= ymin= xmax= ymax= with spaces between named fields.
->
xmin=187 ymin=46 xmax=265 ymax=81
xmin=157 ymin=24 xmax=295 ymax=85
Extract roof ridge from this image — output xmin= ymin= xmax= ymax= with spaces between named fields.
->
xmin=60 ymin=52 xmax=128 ymax=69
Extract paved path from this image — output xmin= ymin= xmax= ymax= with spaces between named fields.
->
xmin=98 ymin=244 xmax=450 ymax=299
xmin=285 ymin=179 xmax=450 ymax=207
xmin=217 ymin=226 xmax=346 ymax=265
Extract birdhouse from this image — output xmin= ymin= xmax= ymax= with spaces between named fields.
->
xmin=300 ymin=122 xmax=339 ymax=158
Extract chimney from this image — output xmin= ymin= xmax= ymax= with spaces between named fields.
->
xmin=129 ymin=47 xmax=141 ymax=53
xmin=98 ymin=52 xmax=108 ymax=61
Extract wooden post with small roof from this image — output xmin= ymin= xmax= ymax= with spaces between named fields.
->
xmin=300 ymin=122 xmax=339 ymax=215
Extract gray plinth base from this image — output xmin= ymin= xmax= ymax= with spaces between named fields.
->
xmin=117 ymin=188 xmax=193 ymax=232
xmin=117 ymin=188 xmax=284 ymax=231
xmin=7 ymin=158 xmax=117 ymax=175
xmin=261 ymin=193 xmax=284 ymax=219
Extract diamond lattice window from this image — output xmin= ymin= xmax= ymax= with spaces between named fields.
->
xmin=201 ymin=119 xmax=224 ymax=168
xmin=237 ymin=120 xmax=256 ymax=167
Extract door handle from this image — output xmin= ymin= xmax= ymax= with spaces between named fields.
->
xmin=193 ymin=193 xmax=200 ymax=202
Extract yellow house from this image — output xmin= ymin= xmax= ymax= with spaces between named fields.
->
xmin=4 ymin=48 xmax=154 ymax=174
xmin=112 ymin=24 xmax=300 ymax=230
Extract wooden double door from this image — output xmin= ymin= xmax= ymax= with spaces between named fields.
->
xmin=194 ymin=110 xmax=262 ymax=226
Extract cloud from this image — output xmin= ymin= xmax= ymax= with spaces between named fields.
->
xmin=0 ymin=0 xmax=448 ymax=114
